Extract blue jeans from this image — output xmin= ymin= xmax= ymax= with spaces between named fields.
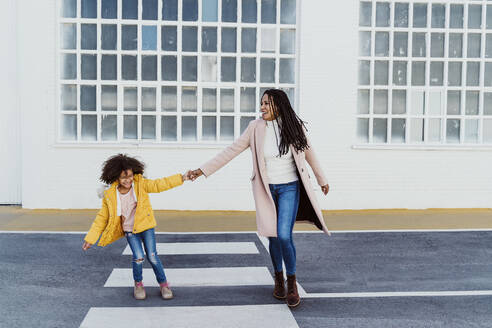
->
xmin=268 ymin=180 xmax=300 ymax=276
xmin=125 ymin=228 xmax=167 ymax=283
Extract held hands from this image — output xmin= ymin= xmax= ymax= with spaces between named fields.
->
xmin=321 ymin=184 xmax=330 ymax=195
xmin=182 ymin=169 xmax=203 ymax=182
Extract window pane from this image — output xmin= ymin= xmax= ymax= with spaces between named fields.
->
xmin=465 ymin=91 xmax=479 ymax=115
xmin=124 ymin=87 xmax=137 ymax=111
xmin=122 ymin=0 xmax=138 ymax=19
xmin=162 ymin=0 xmax=178 ymax=20
xmin=220 ymin=88 xmax=235 ymax=112
xmin=61 ymin=114 xmax=77 ymax=140
xmin=487 ymin=5 xmax=492 ymax=29
xmin=448 ymin=33 xmax=463 ymax=58
xmin=411 ymin=61 xmax=425 ymax=86
xmin=182 ymin=116 xmax=197 ymax=141
xmin=81 ymin=24 xmax=97 ymax=50
xmin=466 ymin=62 xmax=480 ymax=86
xmin=375 ymin=32 xmax=389 ymax=56
xmin=222 ymin=0 xmax=237 ymax=22
xmin=202 ymin=116 xmax=217 ymax=141
xmin=279 ymin=58 xmax=295 ymax=83
xmin=62 ymin=0 xmax=77 ymax=18
xmin=413 ymin=3 xmax=427 ymax=28
xmin=101 ymin=85 xmax=117 ymax=111
xmin=102 ymin=24 xmax=117 ymax=50
xmin=446 ymin=119 xmax=460 ymax=143
xmin=162 ymin=26 xmax=177 ymax=51
xmin=485 ymin=63 xmax=492 ymax=87
xmin=202 ymin=27 xmax=218 ymax=52
xmin=102 ymin=0 xmax=117 ymax=19
xmin=62 ymin=54 xmax=77 ymax=80
xmin=162 ymin=116 xmax=177 ymax=141
xmin=428 ymin=119 xmax=441 ymax=142
xmin=123 ymin=115 xmax=137 ymax=139
xmin=202 ymin=56 xmax=217 ymax=82
xmin=142 ymin=87 xmax=156 ymax=111
xmin=447 ymin=91 xmax=461 ymax=115
xmin=359 ymin=2 xmax=372 ymax=27
xmin=392 ymin=90 xmax=406 ymax=114
xmin=412 ymin=33 xmax=426 ymax=57
xmin=262 ymin=0 xmax=276 ymax=23
xmin=468 ymin=5 xmax=482 ymax=29
xmin=428 ymin=91 xmax=441 ymax=115
xmin=376 ymin=2 xmax=390 ymax=27
xmin=161 ymin=86 xmax=177 ymax=112
xmin=373 ymin=90 xmax=388 ymax=114
xmin=467 ymin=34 xmax=481 ymax=58
xmin=280 ymin=29 xmax=295 ymax=54
xmin=431 ymin=4 xmax=445 ymax=28
xmin=82 ymin=115 xmax=97 ymax=141
xmin=374 ymin=60 xmax=388 ymax=85
xmin=242 ymin=0 xmax=257 ymax=23
xmin=142 ymin=0 xmax=158 ymax=20
xmin=359 ymin=31 xmax=371 ymax=56
xmin=142 ymin=26 xmax=157 ymax=50
xmin=281 ymin=0 xmax=296 ymax=24
xmin=182 ymin=26 xmax=198 ymax=52
xmin=486 ymin=34 xmax=492 ymax=58
xmin=182 ymin=86 xmax=197 ymax=112
xmin=203 ymin=0 xmax=218 ymax=21
xmin=101 ymin=55 xmax=117 ymax=80
xmin=219 ymin=116 xmax=234 ymax=141
xmin=122 ymin=25 xmax=137 ymax=50
xmin=394 ymin=3 xmax=408 ymax=27
xmin=356 ymin=118 xmax=369 ymax=143
xmin=465 ymin=120 xmax=479 ymax=143
xmin=61 ymin=85 xmax=77 ymax=111
xmin=240 ymin=87 xmax=256 ymax=112
xmin=241 ymin=28 xmax=256 ymax=53
xmin=431 ymin=33 xmax=444 ymax=58
xmin=203 ymin=88 xmax=217 ymax=112
xmin=161 ymin=55 xmax=177 ymax=81
xmin=261 ymin=28 xmax=276 ymax=53
xmin=357 ymin=89 xmax=370 ymax=114
xmin=182 ymin=56 xmax=197 ymax=81
xmin=81 ymin=0 xmax=97 ymax=18
xmin=241 ymin=57 xmax=256 ymax=82
xmin=183 ymin=0 xmax=198 ymax=21
xmin=447 ymin=62 xmax=462 ymax=86
xmin=411 ymin=90 xmax=425 ymax=115
xmin=393 ymin=61 xmax=407 ymax=86
xmin=260 ymin=58 xmax=275 ymax=83
xmin=450 ymin=4 xmax=463 ymax=28
xmin=222 ymin=28 xmax=237 ymax=52
xmin=430 ymin=62 xmax=443 ymax=86
xmin=101 ymin=115 xmax=117 ymax=141
xmin=240 ymin=117 xmax=255 ymax=134
xmin=142 ymin=55 xmax=157 ymax=81
xmin=142 ymin=116 xmax=156 ymax=140
xmin=373 ymin=118 xmax=387 ymax=143
xmin=359 ymin=60 xmax=370 ymax=85
xmin=410 ymin=118 xmax=424 ymax=143
xmin=81 ymin=54 xmax=97 ymax=80
xmin=485 ymin=120 xmax=492 ymax=143
xmin=221 ymin=57 xmax=236 ymax=82
xmin=393 ymin=32 xmax=407 ymax=57
xmin=484 ymin=93 xmax=492 ymax=115
xmin=61 ymin=24 xmax=76 ymax=50
xmin=391 ymin=118 xmax=406 ymax=144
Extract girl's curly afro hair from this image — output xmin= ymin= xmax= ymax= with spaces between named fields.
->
xmin=100 ymin=154 xmax=145 ymax=185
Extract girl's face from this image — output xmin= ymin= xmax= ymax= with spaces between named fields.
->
xmin=260 ymin=94 xmax=276 ymax=121
xmin=118 ymin=169 xmax=134 ymax=189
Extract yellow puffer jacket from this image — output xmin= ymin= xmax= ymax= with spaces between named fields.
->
xmin=84 ymin=173 xmax=183 ymax=246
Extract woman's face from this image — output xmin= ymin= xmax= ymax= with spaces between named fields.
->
xmin=118 ymin=169 xmax=134 ymax=189
xmin=260 ymin=94 xmax=276 ymax=121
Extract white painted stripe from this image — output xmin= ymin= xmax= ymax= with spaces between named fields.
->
xmin=303 ymin=290 xmax=492 ymax=298
xmin=104 ymin=267 xmax=273 ymax=287
xmin=122 ymin=242 xmax=259 ymax=255
xmin=79 ymin=304 xmax=298 ymax=328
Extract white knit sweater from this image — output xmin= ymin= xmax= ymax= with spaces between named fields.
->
xmin=263 ymin=119 xmax=298 ymax=184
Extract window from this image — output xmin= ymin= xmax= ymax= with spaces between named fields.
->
xmin=357 ymin=1 xmax=492 ymax=145
xmin=59 ymin=0 xmax=297 ymax=143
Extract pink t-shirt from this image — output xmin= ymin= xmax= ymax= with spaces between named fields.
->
xmin=119 ymin=187 xmax=137 ymax=232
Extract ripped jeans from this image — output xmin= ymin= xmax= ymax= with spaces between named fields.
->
xmin=125 ymin=228 xmax=167 ymax=283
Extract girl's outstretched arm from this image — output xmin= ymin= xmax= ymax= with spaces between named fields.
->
xmin=143 ymin=173 xmax=185 ymax=193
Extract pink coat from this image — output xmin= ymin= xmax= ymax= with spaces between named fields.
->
xmin=200 ymin=118 xmax=330 ymax=237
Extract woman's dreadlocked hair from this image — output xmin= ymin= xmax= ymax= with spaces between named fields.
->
xmin=100 ymin=154 xmax=145 ymax=184
xmin=263 ymin=89 xmax=309 ymax=155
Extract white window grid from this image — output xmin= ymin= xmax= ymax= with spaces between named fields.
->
xmin=57 ymin=0 xmax=298 ymax=144
xmin=357 ymin=0 xmax=492 ymax=146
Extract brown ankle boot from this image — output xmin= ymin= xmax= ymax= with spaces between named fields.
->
xmin=273 ymin=271 xmax=286 ymax=299
xmin=286 ymin=274 xmax=300 ymax=308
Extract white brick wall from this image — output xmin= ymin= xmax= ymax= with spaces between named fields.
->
xmin=10 ymin=0 xmax=492 ymax=209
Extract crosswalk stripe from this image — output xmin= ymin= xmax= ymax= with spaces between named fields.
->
xmin=122 ymin=242 xmax=259 ymax=255
xmin=104 ymin=267 xmax=273 ymax=287
xmin=79 ymin=304 xmax=299 ymax=328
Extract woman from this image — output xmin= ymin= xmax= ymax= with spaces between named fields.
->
xmin=190 ymin=89 xmax=329 ymax=308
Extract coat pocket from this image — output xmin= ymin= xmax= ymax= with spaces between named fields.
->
xmin=250 ymin=172 xmax=256 ymax=181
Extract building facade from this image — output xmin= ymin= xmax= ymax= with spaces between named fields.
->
xmin=1 ymin=0 xmax=492 ymax=210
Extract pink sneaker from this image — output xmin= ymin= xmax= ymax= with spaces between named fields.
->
xmin=159 ymin=282 xmax=173 ymax=300
xmin=134 ymin=281 xmax=146 ymax=300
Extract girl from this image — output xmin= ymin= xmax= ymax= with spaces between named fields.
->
xmin=82 ymin=154 xmax=192 ymax=300
xmin=189 ymin=89 xmax=330 ymax=308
